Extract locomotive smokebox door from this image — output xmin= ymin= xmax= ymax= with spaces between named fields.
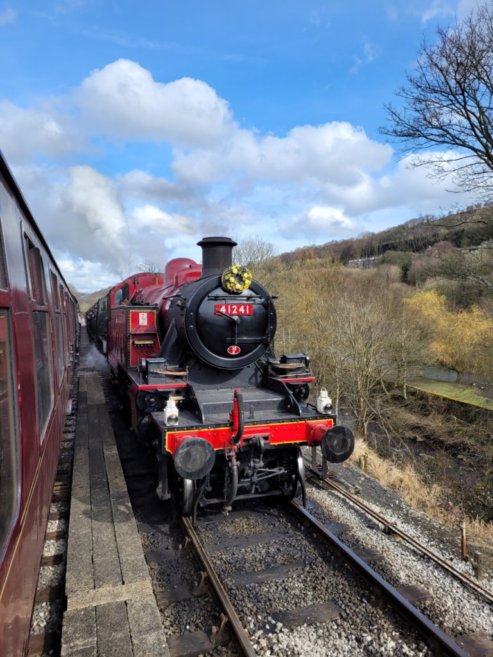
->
xmin=177 ymin=276 xmax=276 ymax=370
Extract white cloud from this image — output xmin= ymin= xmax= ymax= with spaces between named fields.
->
xmin=321 ymin=152 xmax=475 ymax=216
xmin=381 ymin=152 xmax=476 ymax=211
xmin=118 ymin=170 xmax=187 ymax=202
xmin=0 ymin=59 xmax=478 ymax=291
xmin=75 ymin=59 xmax=234 ymax=147
xmin=0 ymin=8 xmax=15 ymax=26
xmin=131 ymin=204 xmax=194 ymax=234
xmin=65 ymin=166 xmax=126 ymax=233
xmin=49 ymin=166 xmax=131 ymax=276
xmin=421 ymin=0 xmax=455 ymax=23
xmin=350 ymin=41 xmax=381 ymax=74
xmin=281 ymin=206 xmax=358 ymax=239
xmin=173 ymin=121 xmax=392 ymax=188
xmin=421 ymin=0 xmax=487 ymax=24
xmin=0 ymin=101 xmax=75 ymax=162
xmin=307 ymin=206 xmax=357 ymax=231
xmin=55 ymin=254 xmax=121 ymax=293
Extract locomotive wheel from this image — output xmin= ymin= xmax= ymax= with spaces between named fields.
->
xmin=295 ymin=448 xmax=307 ymax=506
xmin=224 ymin=463 xmax=239 ymax=511
xmin=295 ymin=448 xmax=305 ymax=486
xmin=283 ymin=448 xmax=305 ymax=501
xmin=180 ymin=478 xmax=194 ymax=516
xmin=283 ymin=475 xmax=299 ymax=501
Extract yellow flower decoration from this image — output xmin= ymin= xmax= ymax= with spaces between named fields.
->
xmin=221 ymin=265 xmax=252 ymax=294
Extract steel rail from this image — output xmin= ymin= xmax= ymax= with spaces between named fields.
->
xmin=306 ymin=463 xmax=493 ymax=605
xmin=180 ymin=516 xmax=257 ymax=657
xmin=290 ymin=500 xmax=468 ymax=657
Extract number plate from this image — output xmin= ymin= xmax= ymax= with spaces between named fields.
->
xmin=215 ymin=303 xmax=254 ymax=316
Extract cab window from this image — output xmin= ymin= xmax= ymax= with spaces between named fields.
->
xmin=115 ymin=284 xmax=129 ymax=305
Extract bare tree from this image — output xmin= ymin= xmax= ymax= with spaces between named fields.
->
xmin=382 ymin=5 xmax=493 ymax=198
xmin=233 ymin=236 xmax=275 ymax=267
xmin=432 ymin=247 xmax=493 ymax=294
xmin=137 ymin=262 xmax=162 ymax=273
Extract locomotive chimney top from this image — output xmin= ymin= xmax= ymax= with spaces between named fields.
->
xmin=198 ymin=236 xmax=237 ymax=278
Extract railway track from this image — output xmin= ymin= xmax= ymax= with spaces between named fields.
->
xmin=99 ymin=374 xmax=493 ymax=656
xmin=135 ymin=494 xmax=471 ymax=657
xmin=155 ymin=499 xmax=472 ymax=657
xmin=180 ymin=516 xmax=257 ymax=656
xmin=304 ymin=459 xmax=493 ymax=605
xmin=289 ymin=500 xmax=467 ymax=657
xmin=27 ymin=383 xmax=79 ymax=657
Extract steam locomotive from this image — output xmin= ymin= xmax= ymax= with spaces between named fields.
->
xmin=87 ymin=237 xmax=354 ymax=515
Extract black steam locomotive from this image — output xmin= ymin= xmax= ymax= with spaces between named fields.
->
xmin=87 ymin=237 xmax=354 ymax=515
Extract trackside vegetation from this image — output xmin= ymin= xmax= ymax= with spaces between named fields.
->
xmin=247 ymin=224 xmax=493 ymax=542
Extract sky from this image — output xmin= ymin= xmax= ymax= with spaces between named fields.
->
xmin=0 ymin=0 xmax=485 ymax=292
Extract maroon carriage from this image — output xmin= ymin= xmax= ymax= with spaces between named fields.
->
xmin=0 ymin=152 xmax=78 ymax=657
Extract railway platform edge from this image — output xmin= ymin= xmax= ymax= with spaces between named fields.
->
xmin=61 ymin=333 xmax=170 ymax=657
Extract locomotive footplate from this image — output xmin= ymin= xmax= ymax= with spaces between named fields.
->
xmin=150 ymin=411 xmax=334 ymax=441
xmin=150 ymin=402 xmax=332 ymax=438
xmin=127 ymin=367 xmax=188 ymax=390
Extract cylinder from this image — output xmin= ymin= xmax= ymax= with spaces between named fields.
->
xmin=198 ymin=236 xmax=237 ymax=277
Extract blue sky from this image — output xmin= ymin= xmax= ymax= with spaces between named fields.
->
xmin=0 ymin=0 xmax=483 ymax=291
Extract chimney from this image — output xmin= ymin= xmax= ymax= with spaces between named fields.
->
xmin=198 ymin=236 xmax=237 ymax=278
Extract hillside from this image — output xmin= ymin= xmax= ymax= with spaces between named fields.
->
xmin=77 ymin=287 xmax=111 ymax=313
xmin=278 ymin=204 xmax=493 ymax=265
xmin=74 ymin=204 xmax=493 ymax=313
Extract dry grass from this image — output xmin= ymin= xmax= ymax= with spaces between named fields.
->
xmin=407 ymin=378 xmax=493 ymax=412
xmin=350 ymin=438 xmax=493 ymax=547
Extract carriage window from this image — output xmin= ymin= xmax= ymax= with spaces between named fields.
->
xmin=33 ymin=311 xmax=53 ymax=436
xmin=50 ymin=271 xmax=60 ymax=310
xmin=0 ymin=311 xmax=19 ymax=558
xmin=59 ymin=284 xmax=65 ymax=312
xmin=67 ymin=297 xmax=75 ymax=349
xmin=59 ymin=284 xmax=68 ymax=364
xmin=0 ymin=223 xmax=7 ymax=290
xmin=26 ymin=238 xmax=46 ymax=304
xmin=50 ymin=273 xmax=64 ymax=383
xmin=54 ymin=315 xmax=64 ymax=384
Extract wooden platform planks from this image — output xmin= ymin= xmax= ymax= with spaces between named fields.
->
xmin=62 ymin=366 xmax=168 ymax=657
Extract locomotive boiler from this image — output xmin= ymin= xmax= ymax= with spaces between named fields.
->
xmin=88 ymin=237 xmax=354 ymax=515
